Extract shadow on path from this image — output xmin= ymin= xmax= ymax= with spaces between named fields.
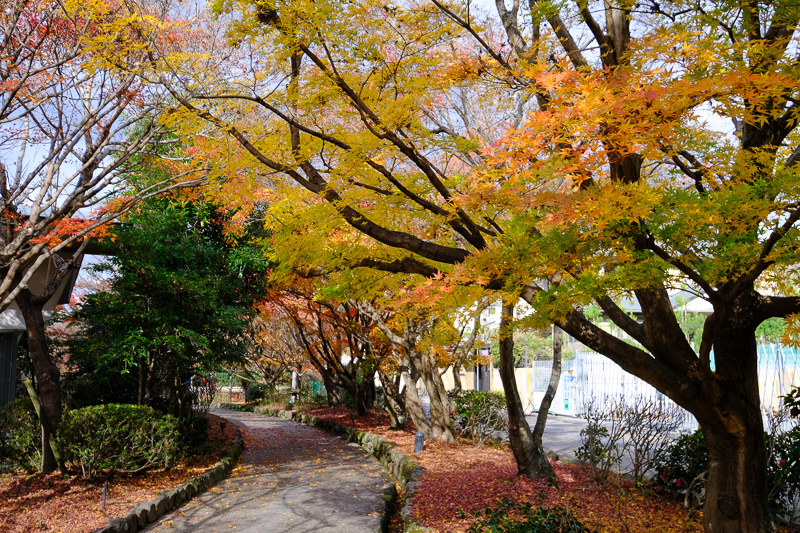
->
xmin=143 ymin=409 xmax=388 ymax=533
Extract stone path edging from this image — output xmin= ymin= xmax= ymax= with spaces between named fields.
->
xmin=90 ymin=423 xmax=244 ymax=533
xmin=221 ymin=404 xmax=432 ymax=533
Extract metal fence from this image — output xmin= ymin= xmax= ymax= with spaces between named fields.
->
xmin=522 ymin=344 xmax=800 ymax=432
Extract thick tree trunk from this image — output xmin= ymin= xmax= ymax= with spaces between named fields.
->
xmin=355 ymin=369 xmax=375 ymax=415
xmin=24 ymin=380 xmax=66 ymax=475
xmin=413 ymin=347 xmax=455 ymax=442
xmin=499 ymin=303 xmax=554 ymax=479
xmin=352 ymin=370 xmax=368 ymax=416
xmin=16 ymin=290 xmax=62 ymax=474
xmin=699 ymin=312 xmax=772 ymax=533
xmin=401 ymin=358 xmax=433 ymax=435
xmin=320 ymin=369 xmax=341 ymax=406
xmin=532 ymin=325 xmax=562 ymax=444
xmin=703 ymin=423 xmax=771 ymax=533
xmin=178 ymin=372 xmax=193 ymax=418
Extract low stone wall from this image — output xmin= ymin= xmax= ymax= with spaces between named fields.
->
xmin=247 ymin=406 xmax=433 ymax=533
xmin=90 ymin=424 xmax=244 ymax=533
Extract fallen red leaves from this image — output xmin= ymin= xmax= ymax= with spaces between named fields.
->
xmin=308 ymin=407 xmax=705 ymax=533
xmin=0 ymin=413 xmax=236 ymax=533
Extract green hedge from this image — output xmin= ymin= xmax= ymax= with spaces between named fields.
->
xmin=59 ymin=404 xmax=179 ymax=479
xmin=450 ymin=390 xmax=508 ymax=444
xmin=0 ymin=397 xmax=41 ymax=472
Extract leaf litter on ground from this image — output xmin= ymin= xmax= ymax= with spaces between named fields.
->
xmin=0 ymin=413 xmax=236 ymax=533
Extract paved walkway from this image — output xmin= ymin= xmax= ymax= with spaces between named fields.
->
xmin=529 ymin=413 xmax=587 ymax=462
xmin=143 ymin=410 xmax=389 ymax=533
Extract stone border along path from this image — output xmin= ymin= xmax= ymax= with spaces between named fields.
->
xmin=89 ymin=406 xmax=430 ymax=533
xmin=133 ymin=408 xmax=414 ymax=533
xmin=91 ymin=420 xmax=245 ymax=533
xmin=219 ymin=405 xmax=432 ymax=533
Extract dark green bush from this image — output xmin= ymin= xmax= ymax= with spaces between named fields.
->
xmin=59 ymin=404 xmax=179 ymax=479
xmin=466 ymin=497 xmax=597 ymax=533
xmin=575 ymin=425 xmax=611 ymax=466
xmin=651 ymin=422 xmax=800 ymax=524
xmin=245 ymin=383 xmax=269 ymax=403
xmin=0 ymin=397 xmax=41 ymax=472
xmin=650 ymin=429 xmax=708 ymax=498
xmin=450 ymin=390 xmax=508 ymax=445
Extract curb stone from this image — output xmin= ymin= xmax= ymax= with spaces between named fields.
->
xmin=90 ymin=421 xmax=244 ymax=533
xmin=237 ymin=405 xmax=433 ymax=533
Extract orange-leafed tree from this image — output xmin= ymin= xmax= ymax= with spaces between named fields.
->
xmin=164 ymin=0 xmax=800 ymax=530
xmin=265 ymin=286 xmax=380 ymax=415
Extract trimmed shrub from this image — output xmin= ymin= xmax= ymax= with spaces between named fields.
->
xmin=0 ymin=397 xmax=41 ymax=472
xmin=450 ymin=390 xmax=508 ymax=446
xmin=59 ymin=404 xmax=179 ymax=479
xmin=467 ymin=497 xmax=597 ymax=533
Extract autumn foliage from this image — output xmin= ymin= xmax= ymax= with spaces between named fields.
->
xmin=308 ymin=406 xmax=706 ymax=533
xmin=160 ymin=0 xmax=800 ymax=529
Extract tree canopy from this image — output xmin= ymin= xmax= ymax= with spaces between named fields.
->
xmin=158 ymin=0 xmax=800 ymax=529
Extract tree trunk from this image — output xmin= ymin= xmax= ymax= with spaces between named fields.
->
xmin=352 ymin=370 xmax=367 ymax=416
xmin=137 ymin=355 xmax=148 ymax=406
xmin=698 ymin=313 xmax=772 ymax=533
xmin=702 ymin=423 xmax=771 ymax=533
xmin=401 ymin=357 xmax=432 ymax=435
xmin=23 ymin=380 xmax=66 ymax=475
xmin=178 ymin=372 xmax=193 ymax=417
xmin=411 ymin=347 xmax=455 ymax=442
xmin=379 ymin=370 xmax=407 ymax=429
xmin=144 ymin=359 xmax=155 ymax=404
xmin=532 ymin=325 xmax=562 ymax=444
xmin=165 ymin=365 xmax=177 ymax=416
xmin=16 ymin=290 xmax=62 ymax=474
xmin=452 ymin=364 xmax=463 ymax=395
xmin=428 ymin=357 xmax=456 ymax=441
xmin=355 ymin=369 xmax=375 ymax=415
xmin=498 ymin=303 xmax=554 ymax=480
xmin=320 ymin=368 xmax=341 ymax=406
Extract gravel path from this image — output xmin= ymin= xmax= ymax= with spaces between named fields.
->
xmin=143 ymin=409 xmax=390 ymax=533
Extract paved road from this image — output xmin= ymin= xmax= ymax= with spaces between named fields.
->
xmin=530 ymin=412 xmax=687 ymax=474
xmin=529 ymin=413 xmax=588 ymax=462
xmin=144 ymin=410 xmax=389 ymax=533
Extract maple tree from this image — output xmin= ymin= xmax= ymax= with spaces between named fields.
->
xmin=262 ymin=282 xmax=476 ymax=436
xmin=265 ymin=287 xmax=381 ymax=415
xmin=232 ymin=314 xmax=309 ymax=387
xmin=0 ymin=0 xmax=204 ymax=308
xmin=162 ymin=0 xmax=800 ymax=530
xmin=360 ymin=300 xmax=459 ymax=441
